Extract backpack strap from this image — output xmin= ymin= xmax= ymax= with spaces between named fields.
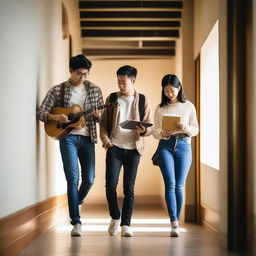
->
xmin=107 ymin=92 xmax=118 ymax=136
xmin=138 ymin=93 xmax=145 ymax=121
xmin=109 ymin=92 xmax=118 ymax=103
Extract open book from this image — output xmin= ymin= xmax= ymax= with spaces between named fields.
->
xmin=162 ymin=114 xmax=181 ymax=131
xmin=119 ymin=120 xmax=153 ymax=130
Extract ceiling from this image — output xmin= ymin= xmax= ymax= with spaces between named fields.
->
xmin=79 ymin=0 xmax=183 ymax=59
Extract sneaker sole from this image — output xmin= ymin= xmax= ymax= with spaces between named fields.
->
xmin=121 ymin=233 xmax=134 ymax=237
xmin=108 ymin=232 xmax=118 ymax=236
xmin=108 ymin=229 xmax=119 ymax=236
xmin=170 ymin=232 xmax=179 ymax=237
xmin=71 ymin=233 xmax=82 ymax=236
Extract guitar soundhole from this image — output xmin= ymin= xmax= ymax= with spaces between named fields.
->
xmin=56 ymin=122 xmax=62 ymax=129
xmin=56 ymin=117 xmax=80 ymax=129
xmin=68 ymin=113 xmax=75 ymax=121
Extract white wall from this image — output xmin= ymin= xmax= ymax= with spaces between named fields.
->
xmin=194 ymin=0 xmax=219 ymax=59
xmin=0 ymin=0 xmax=81 ymax=218
xmin=0 ymin=0 xmax=39 ymax=218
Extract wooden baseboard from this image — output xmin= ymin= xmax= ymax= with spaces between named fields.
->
xmin=85 ymin=195 xmax=164 ymax=206
xmin=200 ymin=205 xmax=220 ymax=234
xmin=199 ymin=206 xmax=229 ymax=250
xmin=185 ymin=204 xmax=196 ymax=222
xmin=134 ymin=195 xmax=163 ymax=205
xmin=0 ymin=194 xmax=68 ymax=256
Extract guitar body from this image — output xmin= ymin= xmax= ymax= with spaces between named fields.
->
xmin=44 ymin=105 xmax=85 ymax=140
xmin=44 ymin=101 xmax=117 ymax=140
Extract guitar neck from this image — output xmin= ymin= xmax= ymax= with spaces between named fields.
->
xmin=73 ymin=103 xmax=113 ymax=119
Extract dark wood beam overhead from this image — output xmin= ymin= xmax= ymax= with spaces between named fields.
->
xmin=79 ymin=1 xmax=183 ymax=9
xmin=80 ymin=11 xmax=182 ymax=19
xmin=79 ymin=0 xmax=182 ymax=58
xmin=80 ymin=20 xmax=181 ymax=27
xmin=83 ymin=48 xmax=175 ymax=56
xmin=142 ymin=40 xmax=176 ymax=47
xmin=82 ymin=29 xmax=179 ymax=37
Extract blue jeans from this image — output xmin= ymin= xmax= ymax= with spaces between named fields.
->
xmin=157 ymin=136 xmax=192 ymax=222
xmin=59 ymin=135 xmax=95 ymax=225
xmin=105 ymin=145 xmax=140 ymax=226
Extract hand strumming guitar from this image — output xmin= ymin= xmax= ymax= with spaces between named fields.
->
xmin=48 ymin=113 xmax=71 ymax=123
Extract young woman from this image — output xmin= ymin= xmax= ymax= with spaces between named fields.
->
xmin=152 ymin=74 xmax=199 ymax=237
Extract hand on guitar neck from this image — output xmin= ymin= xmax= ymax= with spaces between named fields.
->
xmin=48 ymin=108 xmax=101 ymax=123
xmin=92 ymin=109 xmax=101 ymax=119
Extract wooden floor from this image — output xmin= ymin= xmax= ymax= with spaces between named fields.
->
xmin=17 ymin=204 xmax=238 ymax=256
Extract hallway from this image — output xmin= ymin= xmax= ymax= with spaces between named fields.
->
xmin=17 ymin=205 xmax=237 ymax=256
xmin=0 ymin=0 xmax=255 ymax=255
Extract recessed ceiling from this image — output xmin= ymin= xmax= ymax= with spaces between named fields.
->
xmin=79 ymin=0 xmax=183 ymax=59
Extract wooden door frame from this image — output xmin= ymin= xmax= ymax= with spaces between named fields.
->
xmin=195 ymin=55 xmax=201 ymax=224
xmin=227 ymin=0 xmax=253 ymax=253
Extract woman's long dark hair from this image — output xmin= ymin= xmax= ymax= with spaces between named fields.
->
xmin=160 ymin=74 xmax=186 ymax=107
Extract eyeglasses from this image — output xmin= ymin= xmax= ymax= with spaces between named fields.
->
xmin=76 ymin=71 xmax=89 ymax=76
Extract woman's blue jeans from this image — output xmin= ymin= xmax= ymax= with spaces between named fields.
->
xmin=59 ymin=135 xmax=95 ymax=225
xmin=157 ymin=136 xmax=192 ymax=222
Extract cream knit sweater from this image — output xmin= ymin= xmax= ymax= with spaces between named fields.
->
xmin=153 ymin=100 xmax=199 ymax=140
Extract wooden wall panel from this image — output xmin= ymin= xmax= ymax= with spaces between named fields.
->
xmin=0 ymin=195 xmax=68 ymax=256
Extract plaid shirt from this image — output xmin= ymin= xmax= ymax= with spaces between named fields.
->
xmin=37 ymin=79 xmax=104 ymax=143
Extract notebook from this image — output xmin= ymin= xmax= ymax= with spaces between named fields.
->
xmin=162 ymin=114 xmax=181 ymax=131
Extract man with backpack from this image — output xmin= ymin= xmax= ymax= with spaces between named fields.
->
xmin=100 ymin=65 xmax=153 ymax=237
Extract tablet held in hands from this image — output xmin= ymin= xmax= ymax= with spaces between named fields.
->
xmin=119 ymin=120 xmax=153 ymax=130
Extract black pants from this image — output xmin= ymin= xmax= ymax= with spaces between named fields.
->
xmin=105 ymin=145 xmax=140 ymax=226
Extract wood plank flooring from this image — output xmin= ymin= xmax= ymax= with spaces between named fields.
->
xmin=17 ymin=204 xmax=238 ymax=256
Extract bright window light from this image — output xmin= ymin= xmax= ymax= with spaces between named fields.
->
xmin=200 ymin=20 xmax=220 ymax=170
xmin=55 ymin=218 xmax=187 ymax=233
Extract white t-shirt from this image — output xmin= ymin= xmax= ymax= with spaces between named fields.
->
xmin=112 ymin=95 xmax=137 ymax=149
xmin=69 ymin=85 xmax=90 ymax=136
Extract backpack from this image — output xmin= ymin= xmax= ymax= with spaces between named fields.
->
xmin=107 ymin=92 xmax=145 ymax=136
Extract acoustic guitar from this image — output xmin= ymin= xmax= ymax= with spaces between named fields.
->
xmin=44 ymin=102 xmax=117 ymax=140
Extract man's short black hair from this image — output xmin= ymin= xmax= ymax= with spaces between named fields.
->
xmin=69 ymin=54 xmax=92 ymax=71
xmin=116 ymin=65 xmax=137 ymax=79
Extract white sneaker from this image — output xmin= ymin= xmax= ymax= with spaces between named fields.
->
xmin=108 ymin=219 xmax=120 ymax=236
xmin=71 ymin=223 xmax=82 ymax=236
xmin=170 ymin=221 xmax=179 ymax=237
xmin=121 ymin=225 xmax=134 ymax=237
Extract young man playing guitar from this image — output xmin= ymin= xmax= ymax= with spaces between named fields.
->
xmin=37 ymin=54 xmax=104 ymax=236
